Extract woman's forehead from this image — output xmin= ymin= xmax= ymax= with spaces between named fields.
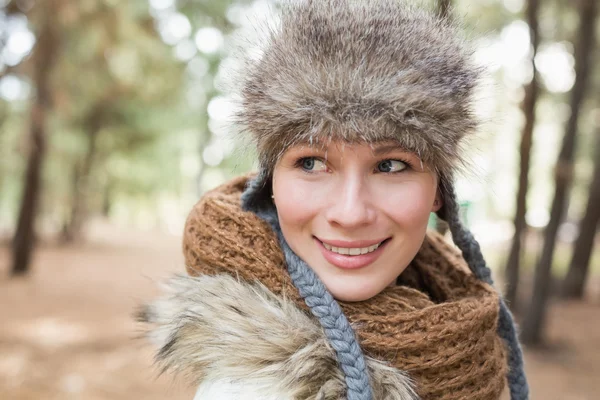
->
xmin=284 ymin=138 xmax=416 ymax=156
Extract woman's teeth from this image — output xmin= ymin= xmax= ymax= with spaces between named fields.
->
xmin=322 ymin=242 xmax=381 ymax=256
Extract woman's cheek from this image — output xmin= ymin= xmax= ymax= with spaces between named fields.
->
xmin=376 ymin=181 xmax=435 ymax=225
xmin=274 ymin=177 xmax=326 ymax=223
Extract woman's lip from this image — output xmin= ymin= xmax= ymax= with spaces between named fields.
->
xmin=314 ymin=237 xmax=389 ymax=248
xmin=315 ymin=237 xmax=389 ymax=270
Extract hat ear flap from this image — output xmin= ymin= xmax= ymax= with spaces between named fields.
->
xmin=435 ymin=177 xmax=492 ymax=283
xmin=241 ymin=169 xmax=273 ymax=215
xmin=436 ymin=180 xmax=530 ymax=399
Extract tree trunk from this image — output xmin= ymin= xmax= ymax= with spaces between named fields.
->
xmin=61 ymin=161 xmax=82 ymax=243
xmin=0 ymin=104 xmax=7 ymax=201
xmin=101 ymin=180 xmax=113 ymax=218
xmin=504 ymin=0 xmax=541 ymax=310
xmin=438 ymin=0 xmax=451 ymax=18
xmin=11 ymin=3 xmax=62 ymax=276
xmin=521 ymin=0 xmax=598 ymax=345
xmin=561 ymin=128 xmax=600 ymax=298
xmin=62 ymin=109 xmax=103 ymax=243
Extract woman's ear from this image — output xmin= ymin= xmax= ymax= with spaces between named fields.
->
xmin=432 ymin=191 xmax=443 ymax=212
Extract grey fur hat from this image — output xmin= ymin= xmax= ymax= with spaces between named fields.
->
xmin=239 ymin=0 xmax=478 ymax=179
xmin=238 ymin=1 xmax=529 ymax=399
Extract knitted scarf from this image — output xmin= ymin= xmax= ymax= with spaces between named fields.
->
xmin=183 ymin=176 xmax=508 ymax=400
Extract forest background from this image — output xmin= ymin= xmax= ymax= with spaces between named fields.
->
xmin=0 ymin=0 xmax=599 ymax=399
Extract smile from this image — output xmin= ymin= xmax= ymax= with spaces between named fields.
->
xmin=315 ymin=237 xmax=390 ymax=270
xmin=321 ymin=242 xmax=381 ymax=256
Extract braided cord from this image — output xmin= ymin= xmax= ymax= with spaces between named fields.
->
xmin=443 ymin=183 xmax=530 ymax=400
xmin=280 ymin=233 xmax=373 ymax=400
xmin=242 ymin=179 xmax=372 ymax=399
xmin=273 ymin=216 xmax=372 ymax=399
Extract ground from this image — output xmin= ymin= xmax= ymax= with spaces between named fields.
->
xmin=0 ymin=222 xmax=598 ymax=400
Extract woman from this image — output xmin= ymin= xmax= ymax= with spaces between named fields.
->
xmin=139 ymin=1 xmax=530 ymax=399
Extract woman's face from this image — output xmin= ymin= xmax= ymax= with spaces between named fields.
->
xmin=272 ymin=140 xmax=442 ymax=302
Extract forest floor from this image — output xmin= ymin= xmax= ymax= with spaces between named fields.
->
xmin=0 ymin=221 xmax=598 ymax=400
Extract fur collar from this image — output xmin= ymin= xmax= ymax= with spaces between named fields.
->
xmin=139 ymin=274 xmax=418 ymax=400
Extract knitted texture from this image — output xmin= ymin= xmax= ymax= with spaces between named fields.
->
xmin=183 ymin=176 xmax=508 ymax=400
xmin=442 ymin=183 xmax=530 ymax=400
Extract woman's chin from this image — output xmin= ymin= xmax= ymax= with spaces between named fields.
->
xmin=323 ymin=277 xmax=388 ymax=302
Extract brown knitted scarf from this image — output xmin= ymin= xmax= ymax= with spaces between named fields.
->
xmin=183 ymin=176 xmax=508 ymax=400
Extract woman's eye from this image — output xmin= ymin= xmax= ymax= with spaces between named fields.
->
xmin=300 ymin=157 xmax=327 ymax=172
xmin=377 ymin=159 xmax=407 ymax=173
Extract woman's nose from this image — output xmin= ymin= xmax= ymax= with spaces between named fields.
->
xmin=324 ymin=176 xmax=376 ymax=228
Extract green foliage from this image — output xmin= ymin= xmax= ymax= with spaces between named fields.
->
xmin=0 ymin=0 xmax=598 ymax=248
xmin=0 ymin=98 xmax=28 ymax=226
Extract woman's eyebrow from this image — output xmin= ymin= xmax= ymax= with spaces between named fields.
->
xmin=371 ymin=144 xmax=407 ymax=156
xmin=287 ymin=144 xmax=325 ymax=154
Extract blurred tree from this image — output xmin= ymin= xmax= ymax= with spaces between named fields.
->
xmin=176 ymin=0 xmax=241 ymax=197
xmin=561 ymin=126 xmax=600 ymax=299
xmin=0 ymin=1 xmax=29 ymax=76
xmin=521 ymin=0 xmax=598 ymax=345
xmin=438 ymin=0 xmax=451 ymax=18
xmin=0 ymin=98 xmax=7 ymax=138
xmin=55 ymin=2 xmax=185 ymax=241
xmin=61 ymin=89 xmax=126 ymax=242
xmin=0 ymin=0 xmax=29 ymax=211
xmin=11 ymin=0 xmax=64 ymax=276
xmin=4 ymin=0 xmax=189 ymax=252
xmin=146 ymin=0 xmax=254 ymax=199
xmin=0 ymin=99 xmax=6 ymax=197
xmin=504 ymin=0 xmax=541 ymax=310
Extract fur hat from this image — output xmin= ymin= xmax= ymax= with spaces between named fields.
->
xmin=239 ymin=0 xmax=479 ymax=179
xmin=237 ymin=1 xmax=529 ymax=399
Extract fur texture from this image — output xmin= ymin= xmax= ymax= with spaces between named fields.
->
xmin=238 ymin=0 xmax=482 ymax=176
xmin=138 ymin=274 xmax=418 ymax=400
